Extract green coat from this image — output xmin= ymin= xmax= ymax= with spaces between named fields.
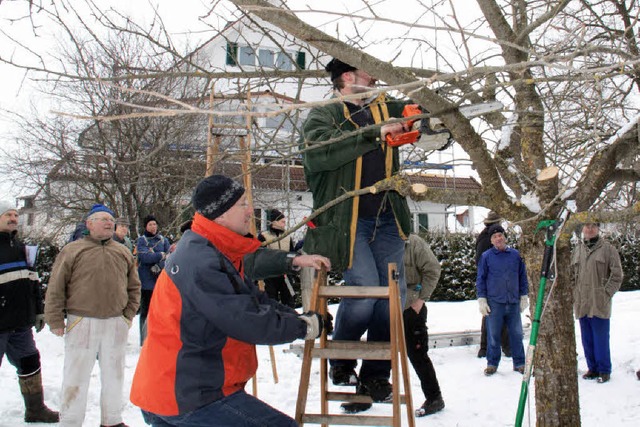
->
xmin=403 ymin=234 xmax=441 ymax=309
xmin=300 ymin=93 xmax=411 ymax=272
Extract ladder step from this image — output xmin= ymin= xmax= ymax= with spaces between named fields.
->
xmin=318 ymin=286 xmax=390 ymax=299
xmin=302 ymin=414 xmax=394 ymax=426
xmin=311 ymin=340 xmax=391 ymax=360
xmin=326 ymin=391 xmax=407 ymax=404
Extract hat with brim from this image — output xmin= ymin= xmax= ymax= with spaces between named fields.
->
xmin=484 ymin=211 xmax=502 ymax=225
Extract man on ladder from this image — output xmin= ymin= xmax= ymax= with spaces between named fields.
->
xmin=300 ymin=58 xmax=412 ymax=413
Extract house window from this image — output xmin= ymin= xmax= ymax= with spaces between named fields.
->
xmin=258 ymin=49 xmax=274 ymax=68
xmin=226 ymin=42 xmax=238 ymax=66
xmin=27 ymin=213 xmax=34 ymax=226
xmin=239 ymin=46 xmax=256 ymax=66
xmin=417 ymin=213 xmax=429 ymax=232
xmin=275 ymin=52 xmax=293 ymax=71
xmin=296 ymin=51 xmax=306 ymax=70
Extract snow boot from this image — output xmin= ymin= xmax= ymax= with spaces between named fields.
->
xmin=416 ymin=395 xmax=445 ymax=417
xmin=19 ymin=372 xmax=59 ymax=423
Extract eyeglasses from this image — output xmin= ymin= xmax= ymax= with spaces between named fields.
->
xmin=91 ymin=217 xmax=115 ymax=223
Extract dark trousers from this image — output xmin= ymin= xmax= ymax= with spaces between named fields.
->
xmin=0 ymin=327 xmax=40 ymax=375
xmin=403 ymin=305 xmax=441 ymax=401
xmin=480 ymin=316 xmax=511 ymax=354
xmin=139 ymin=289 xmax=154 ymax=346
xmin=264 ymin=277 xmax=295 ymax=308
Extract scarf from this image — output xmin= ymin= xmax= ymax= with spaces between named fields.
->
xmin=190 ymin=212 xmax=260 ymax=276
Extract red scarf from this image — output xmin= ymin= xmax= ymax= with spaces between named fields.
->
xmin=190 ymin=212 xmax=261 ymax=276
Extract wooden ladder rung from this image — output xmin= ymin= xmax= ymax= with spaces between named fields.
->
xmin=318 ymin=285 xmax=390 ymax=299
xmin=311 ymin=340 xmax=391 ymax=360
xmin=302 ymin=414 xmax=394 ymax=426
xmin=326 ymin=391 xmax=407 ymax=404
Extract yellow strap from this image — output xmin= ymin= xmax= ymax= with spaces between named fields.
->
xmin=66 ymin=316 xmax=83 ymax=333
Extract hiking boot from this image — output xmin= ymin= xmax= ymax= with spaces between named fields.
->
xmin=415 ymin=396 xmax=445 ymax=417
xmin=582 ymin=370 xmax=599 ymax=380
xmin=636 ymin=370 xmax=640 ymax=381
xmin=329 ymin=366 xmax=358 ymax=386
xmin=477 ymin=348 xmax=487 ymax=358
xmin=340 ymin=382 xmax=372 ymax=414
xmin=484 ymin=366 xmax=497 ymax=376
xmin=360 ymin=377 xmax=393 ymax=402
xmin=597 ymin=374 xmax=610 ymax=383
xmin=514 ymin=366 xmax=525 ymax=374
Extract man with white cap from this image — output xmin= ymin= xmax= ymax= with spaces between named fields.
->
xmin=0 ymin=200 xmax=59 ymax=423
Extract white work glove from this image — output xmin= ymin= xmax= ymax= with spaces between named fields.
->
xmin=520 ymin=295 xmax=529 ymax=313
xmin=299 ymin=312 xmax=324 ymax=340
xmin=478 ymin=297 xmax=491 ymax=316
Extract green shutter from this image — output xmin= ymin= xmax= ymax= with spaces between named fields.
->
xmin=296 ymin=51 xmax=306 ymax=70
xmin=226 ymin=42 xmax=238 ymax=66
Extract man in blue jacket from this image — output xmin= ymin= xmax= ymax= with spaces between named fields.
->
xmin=136 ymin=215 xmax=171 ymax=345
xmin=476 ymin=225 xmax=529 ymax=376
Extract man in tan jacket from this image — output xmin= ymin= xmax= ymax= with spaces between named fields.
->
xmin=572 ymin=222 xmax=622 ymax=384
xmin=45 ymin=204 xmax=141 ymax=427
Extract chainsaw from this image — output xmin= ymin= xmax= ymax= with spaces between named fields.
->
xmin=385 ymin=100 xmax=504 ymax=151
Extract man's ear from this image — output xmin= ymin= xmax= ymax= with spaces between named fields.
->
xmin=342 ymin=71 xmax=356 ymax=84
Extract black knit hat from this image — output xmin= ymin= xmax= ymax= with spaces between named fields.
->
xmin=488 ymin=224 xmax=506 ymax=238
xmin=325 ymin=58 xmax=357 ymax=81
xmin=143 ymin=215 xmax=157 ymax=228
xmin=192 ymin=175 xmax=245 ymax=220
xmin=269 ymin=209 xmax=284 ymax=222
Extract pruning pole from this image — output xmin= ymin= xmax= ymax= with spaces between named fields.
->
xmin=515 ymin=212 xmax=566 ymax=427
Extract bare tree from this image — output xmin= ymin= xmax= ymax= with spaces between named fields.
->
xmin=2 ymin=0 xmax=640 ymax=424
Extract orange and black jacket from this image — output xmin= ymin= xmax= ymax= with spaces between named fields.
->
xmin=130 ymin=213 xmax=307 ymax=416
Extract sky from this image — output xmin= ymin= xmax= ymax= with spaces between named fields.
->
xmin=1 ymin=290 xmax=639 ymax=426
xmin=0 ymin=0 xmax=488 ymax=199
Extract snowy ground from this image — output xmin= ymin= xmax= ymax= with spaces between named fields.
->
xmin=2 ymin=291 xmax=639 ymax=427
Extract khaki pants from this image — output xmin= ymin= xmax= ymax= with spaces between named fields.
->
xmin=60 ymin=315 xmax=129 ymax=427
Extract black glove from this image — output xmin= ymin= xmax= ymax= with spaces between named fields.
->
xmin=324 ymin=312 xmax=334 ymax=336
xmin=34 ymin=314 xmax=45 ymax=333
xmin=299 ymin=311 xmax=323 ymax=340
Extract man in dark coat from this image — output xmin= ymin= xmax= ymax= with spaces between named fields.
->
xmin=258 ymin=209 xmax=296 ymax=308
xmin=0 ymin=200 xmax=59 ymax=423
xmin=475 ymin=211 xmax=511 ymax=358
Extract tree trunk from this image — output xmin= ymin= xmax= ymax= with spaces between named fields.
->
xmin=520 ymin=233 xmax=581 ymax=426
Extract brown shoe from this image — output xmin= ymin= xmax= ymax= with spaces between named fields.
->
xmin=484 ymin=366 xmax=497 ymax=376
xmin=514 ymin=366 xmax=525 ymax=374
xmin=596 ymin=374 xmax=610 ymax=383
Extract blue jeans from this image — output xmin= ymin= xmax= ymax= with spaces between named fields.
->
xmin=330 ymin=212 xmax=407 ymax=381
xmin=486 ymin=301 xmax=525 ymax=369
xmin=579 ymin=316 xmax=611 ymax=374
xmin=141 ymin=390 xmax=298 ymax=427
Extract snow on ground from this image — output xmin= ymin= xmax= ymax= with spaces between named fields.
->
xmin=2 ymin=291 xmax=639 ymax=426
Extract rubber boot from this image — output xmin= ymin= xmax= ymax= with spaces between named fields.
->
xmin=19 ymin=372 xmax=60 ymax=423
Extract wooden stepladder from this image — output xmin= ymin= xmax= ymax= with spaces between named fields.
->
xmin=295 ymin=263 xmax=415 ymax=427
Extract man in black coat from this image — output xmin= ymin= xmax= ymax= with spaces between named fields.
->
xmin=475 ymin=211 xmax=511 ymax=358
xmin=0 ymin=200 xmax=59 ymax=423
